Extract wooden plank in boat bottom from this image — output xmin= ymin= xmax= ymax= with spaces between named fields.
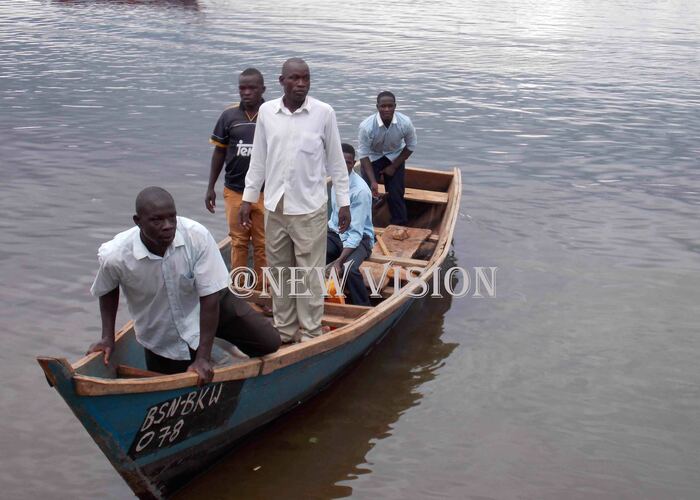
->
xmin=371 ymin=225 xmax=432 ymax=259
xmin=240 ymin=289 xmax=371 ymax=321
xmin=359 ymin=261 xmax=423 ymax=292
xmin=375 ymin=226 xmax=440 ymax=242
xmin=248 ymin=302 xmax=351 ymax=329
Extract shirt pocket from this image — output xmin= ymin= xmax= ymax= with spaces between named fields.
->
xmin=179 ymin=272 xmax=196 ymax=295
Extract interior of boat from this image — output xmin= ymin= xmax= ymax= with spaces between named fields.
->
xmin=72 ymin=166 xmax=457 ymax=381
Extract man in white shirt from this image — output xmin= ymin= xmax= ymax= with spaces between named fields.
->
xmin=87 ymin=187 xmax=280 ymax=384
xmin=239 ymin=58 xmax=351 ymax=342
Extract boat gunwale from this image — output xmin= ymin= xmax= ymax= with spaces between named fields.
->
xmin=63 ymin=166 xmax=461 ymax=396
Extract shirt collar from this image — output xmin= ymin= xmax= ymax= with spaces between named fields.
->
xmin=376 ymin=112 xmax=398 ymax=128
xmin=275 ymin=96 xmax=311 ymax=115
xmin=132 ymin=227 xmax=185 ymax=260
xmin=239 ymin=98 xmax=264 ymax=112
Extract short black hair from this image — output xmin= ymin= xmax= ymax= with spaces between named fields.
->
xmin=135 ymin=186 xmax=174 ymax=215
xmin=282 ymin=57 xmax=307 ymax=76
xmin=341 ymin=143 xmax=355 ymax=158
xmin=240 ymin=67 xmax=264 ymax=84
xmin=376 ymin=91 xmax=396 ymax=103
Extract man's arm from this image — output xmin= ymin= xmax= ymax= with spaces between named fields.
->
xmin=383 ymin=117 xmax=417 ymax=176
xmin=324 ymin=107 xmax=351 ymax=231
xmin=381 ymin=146 xmax=413 ymax=177
xmin=187 ymin=292 xmax=219 ymax=385
xmin=86 ymin=287 xmax=119 ymax=365
xmin=240 ymin=108 xmax=268 ymax=229
xmin=358 ymin=122 xmax=379 ymax=197
xmin=242 ymin=107 xmax=267 ymax=205
xmin=205 ymin=147 xmax=226 ymax=213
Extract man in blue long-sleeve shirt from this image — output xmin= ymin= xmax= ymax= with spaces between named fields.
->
xmin=358 ymin=91 xmax=417 ymax=226
xmin=327 ymin=144 xmax=375 ymax=306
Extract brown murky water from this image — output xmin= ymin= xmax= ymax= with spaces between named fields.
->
xmin=2 ymin=0 xmax=700 ymax=498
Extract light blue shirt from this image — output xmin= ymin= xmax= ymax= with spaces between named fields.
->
xmin=329 ymin=171 xmax=375 ymax=249
xmin=357 ymin=111 xmax=417 ymax=162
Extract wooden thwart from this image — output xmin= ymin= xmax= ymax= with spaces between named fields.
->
xmin=377 ymin=185 xmax=448 ymax=204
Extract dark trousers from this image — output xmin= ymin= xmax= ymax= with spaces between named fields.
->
xmin=145 ymin=290 xmax=281 ymax=374
xmin=326 ymin=231 xmax=372 ymax=306
xmin=366 ymin=156 xmax=407 ymax=226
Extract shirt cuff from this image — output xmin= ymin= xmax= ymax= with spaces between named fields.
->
xmin=342 ymin=235 xmax=361 ymax=249
xmin=335 ymin=193 xmax=350 ymax=207
xmin=242 ymin=188 xmax=260 ymax=204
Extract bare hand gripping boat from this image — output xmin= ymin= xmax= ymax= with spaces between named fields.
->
xmin=37 ymin=166 xmax=461 ymax=499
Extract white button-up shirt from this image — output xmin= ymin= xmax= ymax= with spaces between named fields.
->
xmin=90 ymin=217 xmax=230 ymax=360
xmin=242 ymin=96 xmax=350 ymax=214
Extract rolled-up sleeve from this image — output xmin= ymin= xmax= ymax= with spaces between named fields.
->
xmin=242 ymin=107 xmax=267 ymax=204
xmin=324 ymin=107 xmax=350 ymax=207
xmin=90 ymin=245 xmax=119 ymax=297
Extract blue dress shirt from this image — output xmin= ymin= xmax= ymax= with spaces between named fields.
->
xmin=357 ymin=111 xmax=418 ymax=162
xmin=328 ymin=171 xmax=375 ymax=249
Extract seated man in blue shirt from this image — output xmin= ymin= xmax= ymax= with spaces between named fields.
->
xmin=327 ymin=144 xmax=375 ymax=306
xmin=358 ymin=91 xmax=417 ymax=226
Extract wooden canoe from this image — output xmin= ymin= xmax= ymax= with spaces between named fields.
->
xmin=37 ymin=165 xmax=461 ymax=499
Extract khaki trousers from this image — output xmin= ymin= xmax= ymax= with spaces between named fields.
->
xmin=224 ymin=187 xmax=266 ymax=285
xmin=264 ymin=197 xmax=327 ymax=340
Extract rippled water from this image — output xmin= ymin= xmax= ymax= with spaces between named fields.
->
xmin=1 ymin=0 xmax=699 ymax=498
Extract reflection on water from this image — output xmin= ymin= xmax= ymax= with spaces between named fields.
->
xmin=175 ymin=270 xmax=457 ymax=499
xmin=2 ymin=0 xmax=700 ymax=498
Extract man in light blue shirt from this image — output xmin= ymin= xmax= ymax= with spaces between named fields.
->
xmin=358 ymin=91 xmax=417 ymax=226
xmin=327 ymin=144 xmax=375 ymax=306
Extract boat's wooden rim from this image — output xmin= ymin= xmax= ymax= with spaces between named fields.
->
xmin=53 ymin=167 xmax=461 ymax=396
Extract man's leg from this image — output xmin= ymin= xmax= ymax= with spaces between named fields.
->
xmin=144 ymin=348 xmax=195 ymax=374
xmin=224 ymin=187 xmax=250 ymax=269
xmin=288 ymin=203 xmax=327 ymax=338
xmin=343 ymin=236 xmax=372 ymax=306
xmin=382 ymin=161 xmax=408 ymax=226
xmin=264 ymin=197 xmax=298 ymax=341
xmin=326 ymin=230 xmax=343 ymax=264
xmin=216 ymin=290 xmax=281 ymax=356
xmin=370 ymin=156 xmax=391 ymax=189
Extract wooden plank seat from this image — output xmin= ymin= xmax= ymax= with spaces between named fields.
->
xmin=376 ymin=185 xmax=448 ymax=204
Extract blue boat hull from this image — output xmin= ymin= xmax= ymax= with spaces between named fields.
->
xmin=41 ymin=298 xmax=414 ymax=498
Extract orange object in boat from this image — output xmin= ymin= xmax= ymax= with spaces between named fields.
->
xmin=325 ymin=278 xmax=346 ymax=304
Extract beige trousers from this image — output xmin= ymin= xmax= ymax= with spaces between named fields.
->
xmin=264 ymin=197 xmax=327 ymax=341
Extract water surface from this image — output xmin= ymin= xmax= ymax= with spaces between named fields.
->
xmin=1 ymin=0 xmax=699 ymax=498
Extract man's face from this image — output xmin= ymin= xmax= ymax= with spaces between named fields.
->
xmin=135 ymin=199 xmax=177 ymax=249
xmin=279 ymin=62 xmax=310 ymax=105
xmin=377 ymin=95 xmax=396 ymax=123
xmin=238 ymin=74 xmax=265 ymax=109
xmin=343 ymin=152 xmax=355 ymax=173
